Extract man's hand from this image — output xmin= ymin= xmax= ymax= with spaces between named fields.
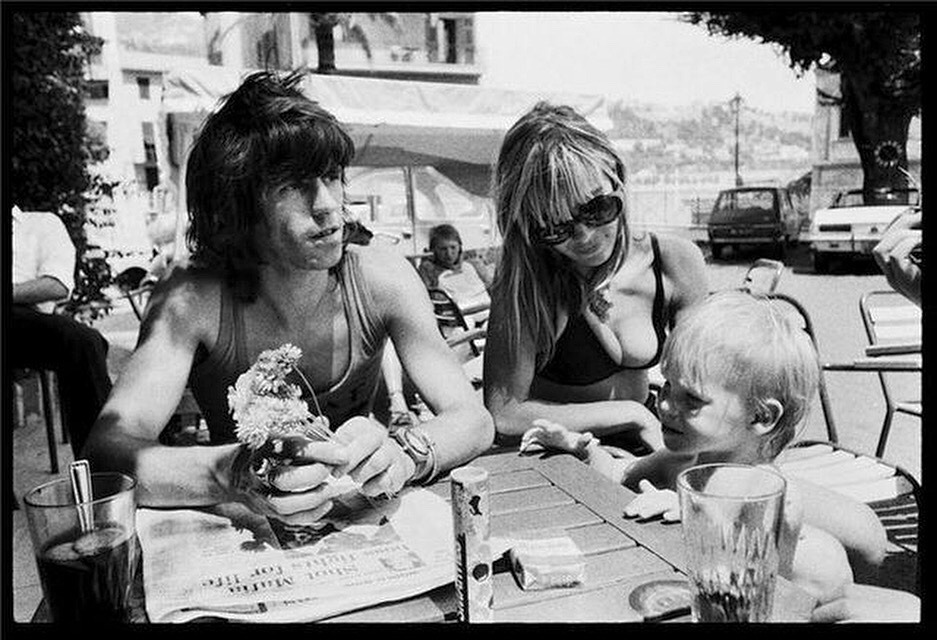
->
xmin=872 ymin=209 xmax=922 ymax=306
xmin=326 ymin=416 xmax=415 ymax=497
xmin=230 ymin=417 xmax=415 ymax=524
xmin=520 ymin=419 xmax=595 ymax=458
xmin=623 ymin=479 xmax=680 ymax=521
xmin=229 ymin=435 xmax=347 ymax=525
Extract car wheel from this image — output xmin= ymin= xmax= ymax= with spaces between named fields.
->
xmin=710 ymin=243 xmax=722 ymax=260
xmin=813 ymin=251 xmax=829 ymax=273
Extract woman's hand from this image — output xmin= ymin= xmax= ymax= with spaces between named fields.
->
xmin=520 ymin=418 xmax=595 ymax=458
xmin=623 ymin=479 xmax=680 ymax=521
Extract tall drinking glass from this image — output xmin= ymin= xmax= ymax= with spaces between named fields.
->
xmin=676 ymin=463 xmax=786 ymax=623
xmin=23 ymin=472 xmax=138 ymax=623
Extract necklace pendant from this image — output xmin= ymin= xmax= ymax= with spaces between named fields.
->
xmin=588 ymin=288 xmax=612 ymax=322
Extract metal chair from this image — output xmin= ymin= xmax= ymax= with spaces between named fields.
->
xmin=427 ymin=288 xmax=486 ymax=359
xmin=776 ymin=439 xmax=920 ymax=593
xmin=12 ymin=369 xmax=66 ymax=474
xmin=821 ymin=290 xmax=921 ymax=458
xmin=858 ymin=290 xmax=920 ymax=457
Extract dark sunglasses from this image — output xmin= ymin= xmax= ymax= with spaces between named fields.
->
xmin=532 ymin=190 xmax=624 ymax=246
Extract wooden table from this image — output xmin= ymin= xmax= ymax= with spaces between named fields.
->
xmin=329 ymin=448 xmax=816 ymax=623
xmin=33 ymin=449 xmax=816 ymax=623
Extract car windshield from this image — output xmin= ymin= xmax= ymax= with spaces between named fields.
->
xmin=711 ymin=189 xmax=777 ymax=222
xmin=832 ymin=189 xmax=919 ymax=208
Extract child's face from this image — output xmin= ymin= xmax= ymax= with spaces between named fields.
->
xmin=656 ymin=376 xmax=759 ymax=457
xmin=433 ymin=239 xmax=461 ymax=268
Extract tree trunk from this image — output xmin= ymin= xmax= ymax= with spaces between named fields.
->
xmin=841 ymin=71 xmax=914 ymax=204
xmin=315 ymin=23 xmax=336 ymax=74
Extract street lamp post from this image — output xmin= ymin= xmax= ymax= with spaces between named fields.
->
xmin=730 ymin=92 xmax=743 ymax=186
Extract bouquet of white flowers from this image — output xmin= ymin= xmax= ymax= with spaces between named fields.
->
xmin=228 ymin=344 xmax=373 ymax=543
xmin=227 ymin=343 xmax=331 ymax=452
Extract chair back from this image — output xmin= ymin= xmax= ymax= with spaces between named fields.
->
xmin=858 ymin=290 xmax=922 ymax=457
xmin=427 ymin=288 xmax=483 ymax=359
xmin=742 ymin=258 xmax=785 ymax=296
xmin=860 ymin=290 xmax=922 ymax=355
xmin=776 ymin=440 xmax=920 ymax=593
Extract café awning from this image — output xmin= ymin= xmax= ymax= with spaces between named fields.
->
xmin=161 ymin=66 xmax=612 ymax=167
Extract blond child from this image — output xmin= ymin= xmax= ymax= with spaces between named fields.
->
xmin=521 ymin=290 xmax=887 ymax=599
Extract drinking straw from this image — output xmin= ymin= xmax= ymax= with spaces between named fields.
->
xmin=69 ymin=460 xmax=94 ymax=533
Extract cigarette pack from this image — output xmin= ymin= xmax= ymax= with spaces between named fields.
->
xmin=508 ymin=530 xmax=585 ymax=590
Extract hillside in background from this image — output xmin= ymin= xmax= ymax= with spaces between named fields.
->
xmin=608 ymin=99 xmax=812 ymax=178
xmin=115 ymin=12 xmax=206 ymax=57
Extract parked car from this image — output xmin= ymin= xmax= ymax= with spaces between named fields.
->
xmin=345 ymin=166 xmax=499 ymax=257
xmin=707 ymin=186 xmax=802 ymax=260
xmin=806 ymin=187 xmax=919 ymax=273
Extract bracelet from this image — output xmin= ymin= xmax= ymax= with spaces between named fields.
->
xmin=391 ymin=426 xmax=439 ymax=486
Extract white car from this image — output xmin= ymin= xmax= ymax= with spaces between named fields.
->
xmin=806 ymin=188 xmax=919 ymax=272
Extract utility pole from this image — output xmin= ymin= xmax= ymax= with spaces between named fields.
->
xmin=730 ymin=92 xmax=743 ymax=186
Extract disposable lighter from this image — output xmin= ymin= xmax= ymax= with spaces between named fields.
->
xmin=450 ymin=466 xmax=494 ymax=622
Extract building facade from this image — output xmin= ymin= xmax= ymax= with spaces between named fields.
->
xmin=78 ymin=11 xmax=483 ymax=262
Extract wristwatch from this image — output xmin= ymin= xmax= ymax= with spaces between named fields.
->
xmin=390 ymin=426 xmax=437 ymax=485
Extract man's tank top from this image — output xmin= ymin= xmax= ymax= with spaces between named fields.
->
xmin=187 ymin=247 xmax=386 ymax=444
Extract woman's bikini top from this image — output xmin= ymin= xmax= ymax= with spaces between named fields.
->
xmin=537 ymin=233 xmax=668 ymax=387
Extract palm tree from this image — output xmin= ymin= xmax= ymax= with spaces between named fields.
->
xmin=308 ymin=13 xmax=401 ymax=74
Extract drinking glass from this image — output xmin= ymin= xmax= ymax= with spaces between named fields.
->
xmin=676 ymin=463 xmax=786 ymax=622
xmin=23 ymin=472 xmax=138 ymax=623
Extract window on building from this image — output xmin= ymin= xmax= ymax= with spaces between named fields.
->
xmin=432 ymin=14 xmax=474 ymax=64
xmin=144 ymin=166 xmax=159 ymax=191
xmin=256 ymin=29 xmax=279 ymax=68
xmin=442 ymin=18 xmax=457 ymax=63
xmin=137 ymin=76 xmax=151 ymax=100
xmin=141 ymin=122 xmax=157 ymax=164
xmin=87 ymin=120 xmax=108 ymax=150
xmin=86 ymin=80 xmax=109 ymax=100
xmin=838 ymin=107 xmax=850 ymax=139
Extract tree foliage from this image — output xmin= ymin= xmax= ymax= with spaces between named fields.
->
xmin=684 ymin=11 xmax=921 ymax=198
xmin=11 ymin=11 xmax=115 ymax=317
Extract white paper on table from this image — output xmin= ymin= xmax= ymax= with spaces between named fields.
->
xmin=138 ymin=488 xmax=460 ymax=623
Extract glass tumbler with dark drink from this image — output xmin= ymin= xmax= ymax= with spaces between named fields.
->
xmin=676 ymin=464 xmax=786 ymax=623
xmin=24 ymin=472 xmax=138 ymax=623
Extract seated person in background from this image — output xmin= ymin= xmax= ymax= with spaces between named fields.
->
xmin=873 ymin=208 xmax=921 ymax=307
xmin=522 ymin=291 xmax=887 ymax=600
xmin=11 ymin=205 xmax=112 ymax=456
xmin=84 ymin=70 xmax=493 ymax=523
xmin=484 ymin=102 xmax=708 ymax=455
xmin=418 ymin=224 xmax=491 ymax=327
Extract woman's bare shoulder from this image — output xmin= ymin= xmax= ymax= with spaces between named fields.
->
xmin=654 ymin=233 xmax=706 ymax=272
xmin=653 ymin=233 xmax=708 ymax=296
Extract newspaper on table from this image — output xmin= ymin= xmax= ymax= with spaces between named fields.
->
xmin=137 ymin=488 xmax=456 ymax=623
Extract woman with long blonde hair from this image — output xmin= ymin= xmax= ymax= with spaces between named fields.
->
xmin=484 ymin=102 xmax=708 ymax=453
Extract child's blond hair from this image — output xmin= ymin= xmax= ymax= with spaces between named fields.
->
xmin=660 ymin=290 xmax=820 ymax=459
